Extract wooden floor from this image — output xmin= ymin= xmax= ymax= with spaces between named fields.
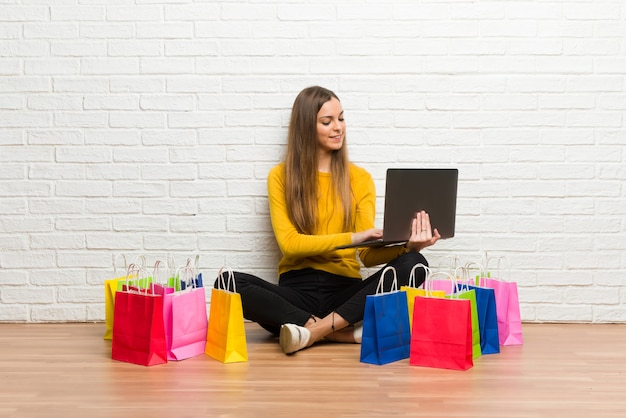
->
xmin=1 ymin=323 xmax=625 ymax=418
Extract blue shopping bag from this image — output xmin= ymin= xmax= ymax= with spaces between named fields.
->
xmin=360 ymin=266 xmax=411 ymax=365
xmin=463 ymin=261 xmax=500 ymax=354
xmin=468 ymin=285 xmax=500 ymax=354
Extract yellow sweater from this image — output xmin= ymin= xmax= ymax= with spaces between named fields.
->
xmin=268 ymin=163 xmax=407 ymax=279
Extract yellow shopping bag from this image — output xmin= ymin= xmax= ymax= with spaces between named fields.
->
xmin=205 ymin=267 xmax=248 ymax=363
xmin=401 ymin=263 xmax=445 ymax=331
xmin=104 ymin=254 xmax=131 ymax=340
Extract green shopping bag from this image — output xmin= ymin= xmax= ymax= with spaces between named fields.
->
xmin=442 ymin=269 xmax=482 ymax=360
xmin=453 ymin=287 xmax=482 ymax=359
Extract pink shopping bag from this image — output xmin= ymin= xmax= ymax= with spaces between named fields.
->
xmin=482 ymin=256 xmax=522 ymax=346
xmin=156 ymin=262 xmax=208 ymax=361
xmin=170 ymin=285 xmax=208 ymax=360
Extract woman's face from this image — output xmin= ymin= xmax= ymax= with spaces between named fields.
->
xmin=316 ymin=97 xmax=345 ymax=154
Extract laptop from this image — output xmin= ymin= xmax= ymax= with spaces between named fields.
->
xmin=335 ymin=168 xmax=458 ymax=249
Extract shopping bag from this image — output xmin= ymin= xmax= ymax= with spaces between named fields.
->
xmin=166 ymin=263 xmax=208 ymax=360
xmin=152 ymin=260 xmax=178 ymax=360
xmin=360 ymin=266 xmax=411 ymax=365
xmin=104 ymin=254 xmax=129 ymax=340
xmin=205 ymin=267 xmax=248 ymax=363
xmin=452 ymin=277 xmax=482 ymax=359
xmin=153 ymin=281 xmax=175 ymax=357
xmin=460 ymin=261 xmax=500 ymax=354
xmin=467 ymin=284 xmax=500 ymax=354
xmin=482 ymin=256 xmax=523 ymax=345
xmin=426 ymin=269 xmax=480 ymax=358
xmin=400 ymin=263 xmax=445 ymax=332
xmin=111 ymin=266 xmax=167 ymax=366
xmin=410 ymin=293 xmax=473 ymax=371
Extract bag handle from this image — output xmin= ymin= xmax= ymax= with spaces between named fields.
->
xmin=375 ymin=266 xmax=398 ymax=295
xmin=429 ymin=271 xmax=459 ymax=298
xmin=454 ymin=265 xmax=482 ymax=292
xmin=407 ymin=263 xmax=430 ymax=289
xmin=484 ymin=254 xmax=511 ymax=282
xmin=152 ymin=259 xmax=167 ymax=286
xmin=464 ymin=261 xmax=486 ymax=287
xmin=437 ymin=255 xmax=461 ymax=273
xmin=167 ymin=253 xmax=177 ymax=281
xmin=192 ymin=254 xmax=200 ymax=280
xmin=123 ymin=263 xmax=152 ymax=294
xmin=124 ymin=263 xmax=136 ymax=286
xmin=454 ymin=266 xmax=470 ymax=291
xmin=113 ymin=253 xmax=127 ymax=278
xmin=185 ymin=254 xmax=201 ymax=287
xmin=173 ymin=264 xmax=195 ymax=292
xmin=410 ymin=263 xmax=443 ymax=297
xmin=422 ymin=265 xmax=439 ymax=296
xmin=217 ymin=267 xmax=236 ymax=293
xmin=131 ymin=254 xmax=147 ymax=269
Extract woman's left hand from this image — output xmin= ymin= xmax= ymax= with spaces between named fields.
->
xmin=405 ymin=210 xmax=441 ymax=252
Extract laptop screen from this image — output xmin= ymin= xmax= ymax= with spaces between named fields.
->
xmin=382 ymin=168 xmax=458 ymax=240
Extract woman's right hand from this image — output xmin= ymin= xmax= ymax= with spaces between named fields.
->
xmin=352 ymin=228 xmax=383 ymax=244
xmin=405 ymin=210 xmax=441 ymax=252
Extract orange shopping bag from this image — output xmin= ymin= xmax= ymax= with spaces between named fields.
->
xmin=205 ymin=267 xmax=248 ymax=363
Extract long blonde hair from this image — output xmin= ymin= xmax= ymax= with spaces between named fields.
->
xmin=284 ymin=86 xmax=352 ymax=234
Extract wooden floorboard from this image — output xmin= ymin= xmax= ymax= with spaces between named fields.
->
xmin=0 ymin=322 xmax=625 ymax=417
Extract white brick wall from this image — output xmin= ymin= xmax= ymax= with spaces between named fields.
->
xmin=1 ymin=0 xmax=625 ymax=323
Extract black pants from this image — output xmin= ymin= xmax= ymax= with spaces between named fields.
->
xmin=213 ymin=251 xmax=428 ymax=335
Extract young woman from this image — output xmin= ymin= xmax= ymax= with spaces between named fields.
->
xmin=220 ymin=86 xmax=440 ymax=355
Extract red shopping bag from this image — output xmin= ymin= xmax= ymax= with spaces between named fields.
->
xmin=410 ymin=293 xmax=473 ymax=371
xmin=111 ymin=290 xmax=167 ymax=366
xmin=112 ymin=265 xmax=167 ymax=366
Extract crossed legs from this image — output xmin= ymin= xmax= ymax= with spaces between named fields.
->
xmin=278 ymin=251 xmax=427 ymax=354
xmin=222 ymin=251 xmax=428 ymax=354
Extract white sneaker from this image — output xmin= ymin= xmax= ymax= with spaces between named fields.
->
xmin=279 ymin=323 xmax=311 ymax=354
